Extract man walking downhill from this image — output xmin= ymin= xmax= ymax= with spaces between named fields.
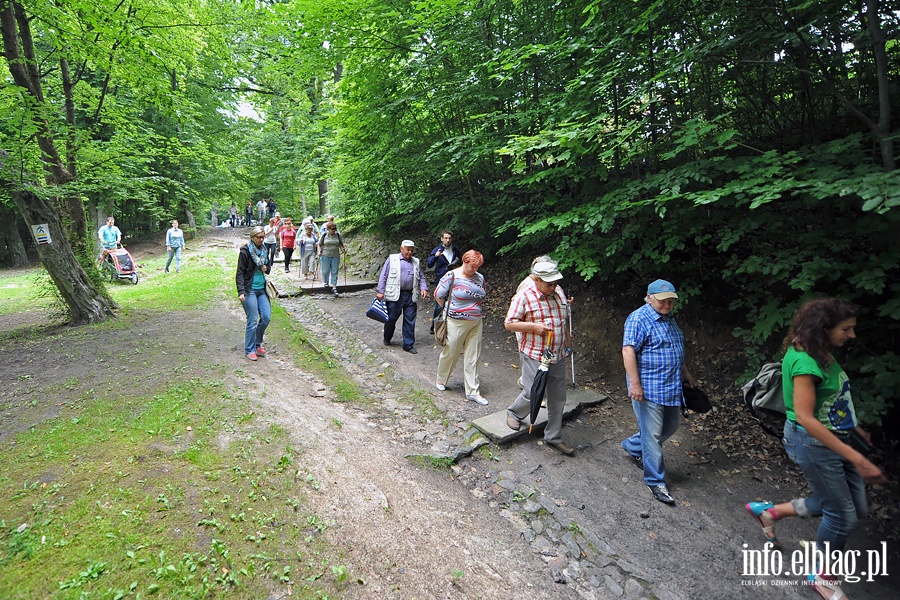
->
xmin=256 ymin=199 xmax=267 ymax=224
xmin=504 ymin=261 xmax=576 ymax=456
xmin=426 ymin=230 xmax=461 ymax=334
xmin=376 ymin=240 xmax=429 ymax=354
xmin=621 ymin=279 xmax=697 ymax=505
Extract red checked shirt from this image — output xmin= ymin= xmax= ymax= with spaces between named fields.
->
xmin=505 ymin=284 xmax=568 ymax=363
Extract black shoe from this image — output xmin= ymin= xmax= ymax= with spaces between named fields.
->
xmin=627 ymin=451 xmax=644 ymax=470
xmin=403 ymin=346 xmax=418 ymax=354
xmin=648 ymin=485 xmax=676 ymax=505
xmin=383 ymin=340 xmax=391 ymax=346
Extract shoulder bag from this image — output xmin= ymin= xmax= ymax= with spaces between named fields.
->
xmin=434 ymin=272 xmax=455 ymax=346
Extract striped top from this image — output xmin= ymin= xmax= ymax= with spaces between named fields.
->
xmin=434 ymin=270 xmax=486 ymax=320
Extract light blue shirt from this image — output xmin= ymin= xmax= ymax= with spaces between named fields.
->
xmin=99 ymin=225 xmax=120 ymax=249
xmin=166 ymin=227 xmax=184 ymax=248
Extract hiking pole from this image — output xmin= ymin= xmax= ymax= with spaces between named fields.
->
xmin=342 ymin=251 xmax=348 ymax=290
xmin=309 ymin=255 xmax=318 ymax=293
xmin=568 ymin=303 xmax=576 ymax=388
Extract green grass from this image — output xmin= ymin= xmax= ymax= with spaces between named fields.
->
xmin=0 ymin=237 xmax=362 ymax=598
xmin=0 ymin=270 xmax=53 ymax=316
xmin=106 ymin=249 xmax=234 ymax=310
xmin=0 ymin=378 xmax=351 ymax=599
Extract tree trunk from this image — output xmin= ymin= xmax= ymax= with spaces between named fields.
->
xmin=318 ymin=179 xmax=328 ymax=215
xmin=866 ymin=0 xmax=896 ymax=171
xmin=0 ymin=206 xmax=29 ymax=267
xmin=9 ymin=185 xmax=115 ymax=324
xmin=182 ymin=202 xmax=196 ymax=230
xmin=1 ymin=3 xmax=114 ymax=325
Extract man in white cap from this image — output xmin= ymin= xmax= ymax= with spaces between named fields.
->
xmin=504 ymin=261 xmax=575 ymax=456
xmin=621 ymin=279 xmax=697 ymax=505
xmin=376 ymin=240 xmax=429 ymax=354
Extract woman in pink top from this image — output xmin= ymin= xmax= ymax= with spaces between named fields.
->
xmin=279 ymin=217 xmax=298 ymax=273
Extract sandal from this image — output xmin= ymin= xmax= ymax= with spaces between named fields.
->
xmin=745 ymin=502 xmax=780 ymax=549
xmin=808 ymin=572 xmax=848 ymax=600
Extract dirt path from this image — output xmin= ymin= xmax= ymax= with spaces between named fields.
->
xmin=2 ymin=227 xmax=896 ymax=599
xmin=249 ymin=225 xmax=897 ymax=600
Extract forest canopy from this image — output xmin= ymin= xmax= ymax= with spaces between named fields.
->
xmin=1 ymin=0 xmax=898 ymax=425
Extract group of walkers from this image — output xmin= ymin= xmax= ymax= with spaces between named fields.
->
xmin=236 ymin=222 xmax=886 ymax=599
xmin=236 ymin=213 xmax=346 ymax=362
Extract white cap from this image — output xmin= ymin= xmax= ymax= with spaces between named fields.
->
xmin=401 ymin=239 xmax=415 ymax=248
xmin=532 ymin=261 xmax=563 ymax=282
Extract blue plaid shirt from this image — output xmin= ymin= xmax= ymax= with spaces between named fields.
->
xmin=623 ymin=302 xmax=685 ymax=406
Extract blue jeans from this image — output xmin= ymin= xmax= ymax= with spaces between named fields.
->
xmin=384 ymin=290 xmax=417 ymax=349
xmin=264 ymin=243 xmax=277 ymax=268
xmin=783 ymin=421 xmax=867 ymax=553
xmin=165 ymin=246 xmax=182 ymax=272
xmin=320 ymin=255 xmax=340 ymax=286
xmin=241 ymin=289 xmax=271 ymax=355
xmin=622 ymin=400 xmax=681 ymax=487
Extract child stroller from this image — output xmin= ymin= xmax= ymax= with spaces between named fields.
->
xmin=99 ymin=245 xmax=139 ymax=284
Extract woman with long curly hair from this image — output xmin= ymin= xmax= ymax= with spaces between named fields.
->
xmin=745 ymin=298 xmax=886 ymax=600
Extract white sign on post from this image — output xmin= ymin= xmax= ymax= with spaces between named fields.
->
xmin=32 ymin=224 xmax=51 ymax=245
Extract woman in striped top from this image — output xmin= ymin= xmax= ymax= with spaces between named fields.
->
xmin=434 ymin=250 xmax=488 ymax=405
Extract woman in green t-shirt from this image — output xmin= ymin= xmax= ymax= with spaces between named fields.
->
xmin=744 ymin=298 xmax=886 ymax=599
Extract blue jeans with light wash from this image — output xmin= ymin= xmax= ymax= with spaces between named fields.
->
xmin=783 ymin=420 xmax=867 ymax=553
xmin=320 ymin=255 xmax=340 ymax=287
xmin=165 ymin=246 xmax=182 ymax=272
xmin=241 ymin=289 xmax=271 ymax=355
xmin=622 ymin=400 xmax=681 ymax=487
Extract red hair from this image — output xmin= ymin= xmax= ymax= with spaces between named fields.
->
xmin=462 ymin=250 xmax=484 ymax=268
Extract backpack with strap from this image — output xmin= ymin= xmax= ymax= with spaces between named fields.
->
xmin=741 ymin=362 xmax=785 ymax=437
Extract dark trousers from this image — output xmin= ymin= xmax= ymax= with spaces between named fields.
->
xmin=282 ymin=247 xmax=294 ymax=271
xmin=264 ymin=242 xmax=276 ymax=268
xmin=384 ymin=290 xmax=417 ymax=349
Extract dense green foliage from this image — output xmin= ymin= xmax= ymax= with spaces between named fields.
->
xmin=2 ymin=0 xmax=897 ymax=425
xmin=324 ymin=0 xmax=900 ymax=427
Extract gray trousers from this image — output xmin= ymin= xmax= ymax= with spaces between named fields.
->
xmin=507 ymin=353 xmax=567 ymax=443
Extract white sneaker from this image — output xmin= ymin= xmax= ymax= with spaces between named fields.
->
xmin=435 ymin=380 xmax=446 ymax=391
xmin=466 ymin=393 xmax=488 ymax=405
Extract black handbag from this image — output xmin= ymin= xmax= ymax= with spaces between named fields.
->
xmin=681 ymin=384 xmax=712 ymax=417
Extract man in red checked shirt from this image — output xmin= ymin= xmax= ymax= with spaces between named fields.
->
xmin=503 ymin=261 xmax=575 ymax=456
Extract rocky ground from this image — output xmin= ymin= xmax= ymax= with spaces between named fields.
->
xmin=1 ymin=226 xmax=896 ymax=599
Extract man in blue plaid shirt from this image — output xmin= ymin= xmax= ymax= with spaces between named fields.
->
xmin=621 ymin=279 xmax=697 ymax=505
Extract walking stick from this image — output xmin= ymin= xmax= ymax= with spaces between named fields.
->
xmin=342 ymin=251 xmax=348 ymax=290
xmin=568 ymin=303 xmax=576 ymax=388
xmin=309 ymin=255 xmax=318 ymax=293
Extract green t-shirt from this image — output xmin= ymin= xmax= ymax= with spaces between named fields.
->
xmin=782 ymin=346 xmax=856 ymax=432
